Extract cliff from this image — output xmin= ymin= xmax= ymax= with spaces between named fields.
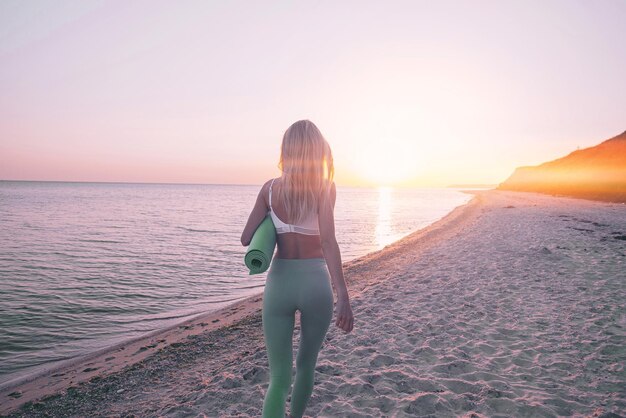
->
xmin=498 ymin=131 xmax=626 ymax=203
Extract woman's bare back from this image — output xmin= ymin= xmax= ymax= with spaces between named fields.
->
xmin=268 ymin=177 xmax=324 ymax=259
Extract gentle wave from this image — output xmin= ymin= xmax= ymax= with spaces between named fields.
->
xmin=177 ymin=227 xmax=221 ymax=233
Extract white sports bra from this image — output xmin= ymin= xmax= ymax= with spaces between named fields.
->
xmin=268 ymin=178 xmax=320 ymax=235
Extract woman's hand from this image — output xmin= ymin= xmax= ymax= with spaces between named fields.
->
xmin=334 ymin=297 xmax=354 ymax=333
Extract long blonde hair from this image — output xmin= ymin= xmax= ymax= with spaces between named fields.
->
xmin=277 ymin=119 xmax=334 ymax=223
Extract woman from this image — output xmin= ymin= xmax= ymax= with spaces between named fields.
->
xmin=241 ymin=119 xmax=354 ymax=418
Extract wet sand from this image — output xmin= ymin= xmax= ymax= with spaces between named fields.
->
xmin=2 ymin=190 xmax=625 ymax=417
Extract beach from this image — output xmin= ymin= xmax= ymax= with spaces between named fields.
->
xmin=2 ymin=189 xmax=624 ymax=417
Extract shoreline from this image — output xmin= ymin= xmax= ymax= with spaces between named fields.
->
xmin=0 ymin=191 xmax=482 ymax=414
xmin=0 ymin=291 xmax=265 ymax=412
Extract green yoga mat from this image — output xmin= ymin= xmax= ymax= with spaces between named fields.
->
xmin=244 ymin=215 xmax=277 ymax=275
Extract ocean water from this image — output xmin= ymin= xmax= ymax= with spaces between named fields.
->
xmin=0 ymin=181 xmax=472 ymax=385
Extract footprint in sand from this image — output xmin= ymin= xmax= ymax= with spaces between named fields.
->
xmin=241 ymin=366 xmax=268 ymax=384
xmin=369 ymin=354 xmax=395 ymax=367
xmin=133 ymin=346 xmax=154 ymax=355
xmin=315 ymin=363 xmax=342 ymax=376
xmin=133 ymin=346 xmax=148 ymax=356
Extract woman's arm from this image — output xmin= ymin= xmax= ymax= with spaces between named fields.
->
xmin=241 ymin=182 xmax=270 ymax=246
xmin=319 ymin=181 xmax=354 ymax=332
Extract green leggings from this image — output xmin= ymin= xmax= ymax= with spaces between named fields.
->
xmin=261 ymin=257 xmax=334 ymax=418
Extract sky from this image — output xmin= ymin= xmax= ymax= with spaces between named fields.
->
xmin=1 ymin=0 xmax=625 ymax=187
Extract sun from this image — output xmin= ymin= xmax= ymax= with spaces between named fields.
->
xmin=349 ymin=137 xmax=424 ymax=186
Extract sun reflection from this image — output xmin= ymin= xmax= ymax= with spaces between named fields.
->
xmin=375 ymin=186 xmax=394 ymax=248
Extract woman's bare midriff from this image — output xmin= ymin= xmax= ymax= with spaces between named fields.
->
xmin=275 ymin=233 xmax=324 ymax=259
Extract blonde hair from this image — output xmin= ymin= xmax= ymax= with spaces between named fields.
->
xmin=277 ymin=119 xmax=334 ymax=223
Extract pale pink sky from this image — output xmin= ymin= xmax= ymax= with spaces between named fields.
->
xmin=1 ymin=0 xmax=625 ymax=186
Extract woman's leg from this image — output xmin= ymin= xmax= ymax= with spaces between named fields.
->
xmin=262 ymin=268 xmax=297 ymax=418
xmin=290 ymin=265 xmax=334 ymax=418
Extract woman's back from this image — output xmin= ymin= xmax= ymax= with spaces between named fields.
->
xmin=267 ymin=176 xmax=324 ymax=259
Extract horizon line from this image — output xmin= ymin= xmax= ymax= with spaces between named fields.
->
xmin=0 ymin=179 xmax=498 ymax=189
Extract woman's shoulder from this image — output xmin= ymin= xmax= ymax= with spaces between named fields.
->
xmin=260 ymin=177 xmax=277 ymax=189
xmin=258 ymin=178 xmax=277 ymax=203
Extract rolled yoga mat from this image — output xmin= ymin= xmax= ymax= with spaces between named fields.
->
xmin=244 ymin=215 xmax=277 ymax=275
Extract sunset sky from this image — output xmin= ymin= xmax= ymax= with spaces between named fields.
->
xmin=1 ymin=0 xmax=625 ymax=187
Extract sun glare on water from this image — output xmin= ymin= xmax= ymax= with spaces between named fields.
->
xmin=375 ymin=186 xmax=394 ymax=248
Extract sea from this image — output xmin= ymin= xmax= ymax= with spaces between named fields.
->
xmin=0 ymin=181 xmax=473 ymax=386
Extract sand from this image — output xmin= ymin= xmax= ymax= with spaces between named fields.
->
xmin=1 ymin=190 xmax=624 ymax=417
